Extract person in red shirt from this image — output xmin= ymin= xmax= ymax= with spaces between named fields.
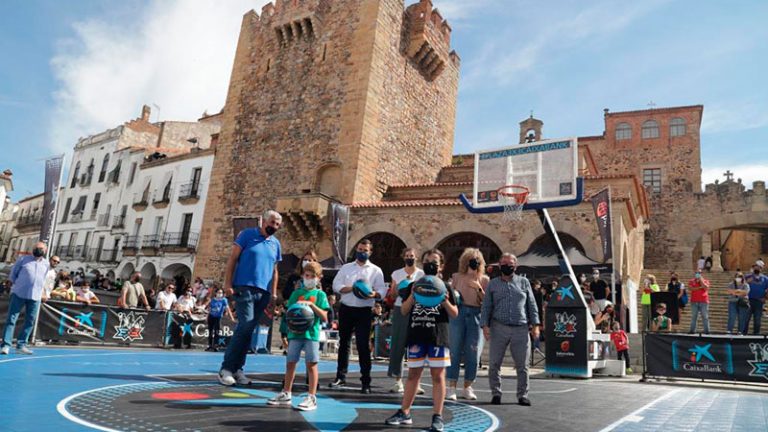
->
xmin=688 ymin=271 xmax=710 ymax=334
xmin=610 ymin=322 xmax=631 ymax=373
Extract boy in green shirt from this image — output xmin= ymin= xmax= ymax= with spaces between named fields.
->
xmin=268 ymin=261 xmax=329 ymax=411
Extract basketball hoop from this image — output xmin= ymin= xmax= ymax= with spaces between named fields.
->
xmin=497 ymin=185 xmax=530 ymax=222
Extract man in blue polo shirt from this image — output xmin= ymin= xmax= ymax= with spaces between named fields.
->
xmin=745 ymin=264 xmax=768 ymax=335
xmin=219 ymin=210 xmax=282 ymax=386
xmin=1 ymin=242 xmax=50 ymax=355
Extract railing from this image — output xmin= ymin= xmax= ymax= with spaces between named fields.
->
xmin=123 ymin=235 xmax=140 ymax=249
xmin=133 ymin=193 xmax=149 ymax=207
xmin=73 ymin=245 xmax=84 ymax=258
xmin=86 ymin=248 xmax=101 ymax=262
xmin=16 ymin=214 xmax=43 ymax=228
xmin=97 ymin=213 xmax=110 ymax=227
xmin=98 ymin=249 xmax=119 ymax=263
xmin=70 ymin=213 xmax=84 ymax=223
xmin=112 ymin=215 xmax=125 ymax=229
xmin=152 ymin=188 xmax=173 ymax=204
xmin=161 ymin=232 xmax=199 ymax=251
xmin=178 ymin=182 xmax=200 ymax=200
xmin=55 ymin=246 xmax=70 ymax=257
xmin=80 ymin=173 xmax=92 ymax=187
xmin=142 ymin=234 xmax=161 ymax=249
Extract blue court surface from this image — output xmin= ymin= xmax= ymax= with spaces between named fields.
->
xmin=1 ymin=347 xmax=767 ymax=431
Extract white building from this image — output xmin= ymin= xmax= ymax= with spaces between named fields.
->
xmin=6 ymin=193 xmax=44 ymax=260
xmin=53 ymin=106 xmax=221 ymax=288
xmin=0 ymin=199 xmax=19 ymax=263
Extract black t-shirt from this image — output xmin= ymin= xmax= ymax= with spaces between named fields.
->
xmin=590 ymin=279 xmax=609 ymax=300
xmin=533 ymin=289 xmax=545 ymax=319
xmin=667 ymin=282 xmax=682 ymax=295
xmin=406 ymin=281 xmax=456 ymax=347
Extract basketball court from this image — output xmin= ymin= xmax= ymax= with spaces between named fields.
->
xmin=2 ymin=346 xmax=767 ymax=431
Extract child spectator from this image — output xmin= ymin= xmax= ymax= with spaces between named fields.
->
xmin=51 ymin=276 xmax=77 ymax=302
xmin=371 ymin=302 xmax=384 ymax=359
xmin=204 ymin=287 xmax=235 ymax=352
xmin=610 ymin=322 xmax=631 ymax=374
xmin=76 ymin=281 xmax=100 ymax=305
xmin=651 ymin=303 xmax=672 ymax=332
xmin=268 ymin=261 xmax=329 ymax=411
xmin=175 ymin=289 xmax=197 ymax=315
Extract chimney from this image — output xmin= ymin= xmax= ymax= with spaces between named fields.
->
xmin=141 ymin=105 xmax=151 ymax=122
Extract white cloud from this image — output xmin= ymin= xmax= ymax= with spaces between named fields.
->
xmin=48 ymin=0 xmax=266 ymax=154
xmin=431 ymin=0 xmax=491 ymax=24
xmin=701 ymin=102 xmax=768 ymax=134
xmin=702 ymin=165 xmax=766 ymax=189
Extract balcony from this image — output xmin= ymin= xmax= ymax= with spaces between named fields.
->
xmin=16 ymin=214 xmax=43 ymax=229
xmin=73 ymin=245 xmax=84 ymax=259
xmin=152 ymin=188 xmax=173 ymax=209
xmin=132 ymin=193 xmax=149 ymax=211
xmin=98 ymin=249 xmax=119 ymax=263
xmin=122 ymin=235 xmax=140 ymax=256
xmin=161 ymin=232 xmax=199 ymax=252
xmin=70 ymin=213 xmax=84 ymax=223
xmin=54 ymin=246 xmax=70 ymax=257
xmin=178 ymin=182 xmax=201 ymax=203
xmin=79 ymin=172 xmax=93 ymax=187
xmin=97 ymin=213 xmax=111 ymax=227
xmin=141 ymin=234 xmax=161 ymax=256
xmin=112 ymin=215 xmax=125 ymax=229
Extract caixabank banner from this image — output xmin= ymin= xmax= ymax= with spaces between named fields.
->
xmin=545 ymin=307 xmax=589 ymax=376
xmin=646 ymin=333 xmax=768 ymax=383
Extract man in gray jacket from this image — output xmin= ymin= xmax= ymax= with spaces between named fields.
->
xmin=480 ymin=253 xmax=540 ymax=406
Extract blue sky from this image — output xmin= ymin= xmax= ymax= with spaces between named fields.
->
xmin=1 ymin=0 xmax=767 ymax=200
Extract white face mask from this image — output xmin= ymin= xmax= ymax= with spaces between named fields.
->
xmin=735 ymin=278 xmax=743 ymax=284
xmin=644 ymin=279 xmax=650 ymax=285
xmin=216 ymin=293 xmax=224 ymax=299
xmin=303 ymin=278 xmax=319 ymax=289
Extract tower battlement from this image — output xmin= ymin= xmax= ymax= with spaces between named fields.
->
xmin=405 ymin=0 xmax=459 ymax=80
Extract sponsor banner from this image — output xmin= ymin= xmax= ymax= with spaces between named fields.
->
xmin=590 ymin=188 xmax=612 ymax=261
xmin=545 ymin=307 xmax=589 ymax=376
xmin=37 ymin=300 xmax=167 ymax=346
xmin=40 ymin=155 xmax=64 ymax=246
xmin=329 ymin=203 xmax=349 ymax=269
xmin=374 ymin=324 xmax=392 ymax=358
xmin=646 ymin=333 xmax=768 ymax=383
xmin=165 ymin=312 xmax=236 ymax=348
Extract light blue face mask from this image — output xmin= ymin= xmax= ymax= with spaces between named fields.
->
xmin=695 ymin=273 xmax=701 ymax=279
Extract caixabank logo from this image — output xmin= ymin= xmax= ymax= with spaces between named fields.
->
xmin=58 ymin=308 xmax=108 ymax=338
xmin=671 ymin=340 xmax=734 ymax=375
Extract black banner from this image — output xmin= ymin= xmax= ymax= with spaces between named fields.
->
xmin=646 ymin=333 xmax=768 ymax=383
xmin=165 ymin=312 xmax=237 ymax=348
xmin=329 ymin=203 xmax=349 ymax=268
xmin=40 ymin=155 xmax=64 ymax=246
xmin=590 ymin=188 xmax=612 ymax=262
xmin=37 ymin=300 xmax=167 ymax=346
xmin=545 ymin=307 xmax=589 ymax=377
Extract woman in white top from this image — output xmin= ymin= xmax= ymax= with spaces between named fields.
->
xmin=386 ymin=247 xmax=425 ymax=394
xmin=156 ymin=284 xmax=178 ymax=311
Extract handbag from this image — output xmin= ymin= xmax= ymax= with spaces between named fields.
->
xmin=680 ymin=290 xmax=688 ymax=306
xmin=737 ymin=296 xmax=750 ymax=309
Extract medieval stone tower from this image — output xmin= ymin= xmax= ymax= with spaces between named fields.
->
xmin=196 ymin=0 xmax=460 ymax=280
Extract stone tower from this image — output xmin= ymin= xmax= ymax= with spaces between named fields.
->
xmin=519 ymin=114 xmax=543 ymax=143
xmin=195 ymin=0 xmax=460 ymax=280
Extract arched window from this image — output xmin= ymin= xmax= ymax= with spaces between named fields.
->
xmin=349 ymin=232 xmax=406 ymax=282
xmin=670 ymin=117 xmax=686 ymax=137
xmin=641 ymin=120 xmax=660 ymax=139
xmin=435 ymin=232 xmax=502 ymax=278
xmin=98 ymin=154 xmax=110 ymax=183
xmin=615 ymin=123 xmax=631 ymax=140
xmin=71 ymin=162 xmax=81 ymax=188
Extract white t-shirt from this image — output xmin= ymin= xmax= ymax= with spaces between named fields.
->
xmin=697 ymin=259 xmax=705 ymax=270
xmin=391 ymin=267 xmax=425 ymax=307
xmin=44 ymin=269 xmax=57 ymax=296
xmin=77 ymin=288 xmax=97 ymax=301
xmin=332 ymin=261 xmax=387 ymax=308
xmin=176 ymin=295 xmax=196 ymax=312
xmin=156 ymin=291 xmax=177 ymax=311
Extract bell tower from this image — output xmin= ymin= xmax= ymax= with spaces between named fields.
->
xmin=519 ymin=114 xmax=543 ymax=143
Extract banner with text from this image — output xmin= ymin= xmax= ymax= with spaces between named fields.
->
xmin=40 ymin=155 xmax=64 ymax=246
xmin=165 ymin=312 xmax=237 ymax=348
xmin=37 ymin=301 xmax=167 ymax=346
xmin=646 ymin=332 xmax=768 ymax=384
xmin=590 ymin=188 xmax=612 ymax=262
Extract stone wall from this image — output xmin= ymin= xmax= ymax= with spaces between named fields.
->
xmin=195 ymin=0 xmax=459 ymax=281
xmin=722 ymin=230 xmax=764 ymax=271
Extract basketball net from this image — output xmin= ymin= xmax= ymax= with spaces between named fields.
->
xmin=498 ymin=185 xmax=530 ymax=222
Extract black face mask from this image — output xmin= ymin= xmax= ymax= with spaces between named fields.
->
xmin=468 ymin=259 xmax=480 ymax=270
xmin=404 ymin=258 xmax=415 ymax=267
xmin=265 ymin=226 xmax=277 ymax=236
xmin=500 ymin=264 xmax=515 ymax=276
xmin=32 ymin=248 xmax=45 ymax=258
xmin=423 ymin=262 xmax=439 ymax=276
xmin=755 ymin=270 xmax=761 ymax=275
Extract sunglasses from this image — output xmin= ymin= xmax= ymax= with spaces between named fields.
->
xmin=51 ymin=260 xmax=60 ymax=264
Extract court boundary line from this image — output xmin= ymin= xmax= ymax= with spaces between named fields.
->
xmin=596 ymin=388 xmax=682 ymax=432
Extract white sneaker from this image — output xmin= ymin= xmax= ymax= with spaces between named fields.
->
xmin=267 ymin=391 xmax=292 ymax=406
xmin=0 ymin=345 xmax=9 ymax=355
xmin=416 ymin=385 xmax=426 ymax=395
xmin=446 ymin=388 xmax=457 ymax=401
xmin=16 ymin=346 xmax=33 ymax=355
xmin=462 ymin=386 xmax=477 ymax=400
xmin=234 ymin=369 xmax=252 ymax=385
xmin=296 ymin=394 xmax=317 ymax=411
xmin=390 ymin=380 xmax=404 ymax=393
xmin=218 ymin=369 xmax=236 ymax=386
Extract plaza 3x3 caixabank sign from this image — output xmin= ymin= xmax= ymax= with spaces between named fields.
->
xmin=646 ymin=333 xmax=768 ymax=384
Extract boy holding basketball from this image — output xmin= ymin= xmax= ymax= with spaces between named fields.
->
xmin=268 ymin=262 xmax=329 ymax=411
xmin=385 ymin=249 xmax=458 ymax=432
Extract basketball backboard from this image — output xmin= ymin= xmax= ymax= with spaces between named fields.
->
xmin=459 ymin=137 xmax=582 ymax=213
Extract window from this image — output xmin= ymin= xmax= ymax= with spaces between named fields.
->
xmin=128 ymin=162 xmax=137 ymax=185
xmin=110 ymin=160 xmax=122 ymax=184
xmin=98 ymin=154 xmax=110 ymax=183
xmin=61 ymin=198 xmax=72 ymax=223
xmin=91 ymin=193 xmax=101 ymax=218
xmin=670 ymin=117 xmax=686 ymax=137
xmin=72 ymin=196 xmax=87 ymax=215
xmin=641 ymin=120 xmax=660 ymax=139
xmin=615 ymin=123 xmax=632 ymax=140
xmin=643 ymin=168 xmax=662 ymax=193
xmin=71 ymin=162 xmax=81 ymax=188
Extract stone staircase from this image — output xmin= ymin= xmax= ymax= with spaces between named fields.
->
xmin=639 ymin=269 xmax=742 ymax=333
